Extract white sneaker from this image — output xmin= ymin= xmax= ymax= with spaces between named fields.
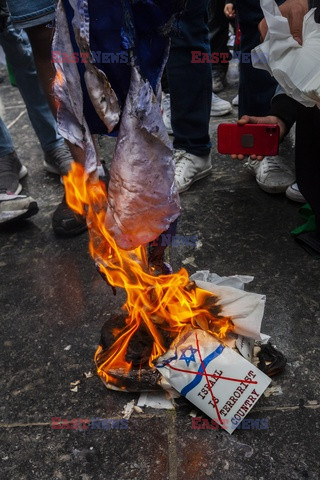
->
xmin=174 ymin=149 xmax=212 ymax=193
xmin=246 ymin=157 xmax=295 ymax=193
xmin=211 ymin=93 xmax=232 ymax=117
xmin=0 ymin=193 xmax=38 ymax=224
xmin=285 ymin=182 xmax=306 ymax=203
xmin=232 ymin=94 xmax=239 ymax=106
xmin=161 ymin=92 xmax=173 ymax=134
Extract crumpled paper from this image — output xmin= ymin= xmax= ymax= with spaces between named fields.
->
xmin=190 ymin=270 xmax=254 ymax=291
xmin=195 ymin=280 xmax=265 ymax=340
xmin=53 ymin=0 xmax=98 ymax=173
xmin=105 ymin=66 xmax=180 ymax=249
xmin=190 ymin=271 xmax=270 ymax=343
xmin=252 ymin=0 xmax=320 ymax=107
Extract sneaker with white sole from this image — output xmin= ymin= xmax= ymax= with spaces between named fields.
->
xmin=211 ymin=93 xmax=232 ymax=117
xmin=246 ymin=157 xmax=295 ymax=193
xmin=174 ymin=149 xmax=212 ymax=193
xmin=43 ymin=143 xmax=72 ymax=178
xmin=285 ymin=182 xmax=306 ymax=203
xmin=0 ymin=151 xmax=28 ymax=195
xmin=0 ymin=193 xmax=38 ymax=224
xmin=161 ymin=92 xmax=173 ymax=134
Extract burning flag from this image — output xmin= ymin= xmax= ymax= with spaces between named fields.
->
xmin=53 ymin=0 xmax=281 ymax=430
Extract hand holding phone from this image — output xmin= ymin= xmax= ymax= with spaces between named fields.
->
xmin=217 ymin=123 xmax=280 ymax=157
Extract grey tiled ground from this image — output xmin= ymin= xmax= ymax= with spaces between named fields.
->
xmin=0 ymin=69 xmax=319 ymax=480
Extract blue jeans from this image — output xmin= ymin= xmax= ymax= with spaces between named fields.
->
xmin=166 ymin=0 xmax=212 ymax=157
xmin=5 ymin=0 xmax=56 ymax=29
xmin=0 ymin=21 xmax=63 ymax=157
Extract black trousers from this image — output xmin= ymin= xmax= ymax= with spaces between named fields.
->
xmin=235 ymin=0 xmax=279 ymax=118
xmin=208 ymin=0 xmax=230 ymax=73
xmin=166 ymin=0 xmax=212 ymax=156
xmin=295 ymin=105 xmax=320 ymax=232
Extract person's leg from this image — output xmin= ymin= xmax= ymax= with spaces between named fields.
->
xmin=25 ymin=23 xmax=89 ymax=172
xmin=295 ymin=105 xmax=320 ymax=232
xmin=0 ymin=117 xmax=38 ymax=222
xmin=28 ymin=24 xmax=88 ymax=235
xmin=6 ymin=0 xmax=87 ymax=234
xmin=6 ymin=0 xmax=84 ymax=164
xmin=6 ymin=0 xmax=57 ymax=113
xmin=234 ymin=0 xmax=295 ymax=194
xmin=0 ymin=1 xmax=40 ymax=219
xmin=235 ymin=0 xmax=278 ymax=118
xmin=0 ymin=117 xmax=14 ymax=157
xmin=0 ymin=115 xmax=25 ymax=194
xmin=166 ymin=0 xmax=213 ymax=193
xmin=27 ymin=22 xmax=88 ymax=235
xmin=0 ymin=21 xmax=62 ymax=153
xmin=167 ymin=0 xmax=212 ymax=158
xmin=292 ymin=105 xmax=320 ymax=254
xmin=0 ymin=116 xmax=26 ymax=194
xmin=25 ymin=23 xmax=57 ymax=115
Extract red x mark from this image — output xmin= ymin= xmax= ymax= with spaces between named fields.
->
xmin=167 ymin=333 xmax=258 ymax=425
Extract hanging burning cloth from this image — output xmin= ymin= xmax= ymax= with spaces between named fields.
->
xmin=53 ymin=0 xmax=183 ymax=249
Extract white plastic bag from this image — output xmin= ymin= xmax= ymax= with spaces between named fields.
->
xmin=252 ymin=0 xmax=320 ymax=107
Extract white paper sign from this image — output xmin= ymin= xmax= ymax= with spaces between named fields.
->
xmin=156 ymin=329 xmax=271 ymax=434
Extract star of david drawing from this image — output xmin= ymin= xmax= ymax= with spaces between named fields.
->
xmin=179 ymin=345 xmax=198 ymax=366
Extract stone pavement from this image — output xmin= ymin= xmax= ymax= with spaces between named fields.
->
xmin=0 ymin=69 xmax=319 ymax=480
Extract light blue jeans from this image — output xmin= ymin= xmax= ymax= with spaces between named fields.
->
xmin=0 ymin=21 xmax=62 ymax=157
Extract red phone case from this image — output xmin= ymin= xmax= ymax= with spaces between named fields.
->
xmin=217 ymin=123 xmax=280 ymax=156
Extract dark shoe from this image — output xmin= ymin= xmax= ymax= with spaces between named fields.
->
xmin=43 ymin=143 xmax=72 ymax=178
xmin=0 ymin=151 xmax=28 ymax=195
xmin=52 ymin=195 xmax=87 ymax=237
xmin=257 ymin=342 xmax=287 ymax=377
xmin=212 ymin=70 xmax=226 ymax=93
xmin=148 ymin=243 xmax=173 ymax=275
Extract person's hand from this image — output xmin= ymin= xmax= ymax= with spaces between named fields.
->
xmin=231 ymin=115 xmax=287 ymax=161
xmin=224 ymin=3 xmax=236 ymax=19
xmin=259 ymin=0 xmax=308 ymax=45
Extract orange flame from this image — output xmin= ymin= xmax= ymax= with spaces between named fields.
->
xmin=64 ymin=163 xmax=233 ymax=385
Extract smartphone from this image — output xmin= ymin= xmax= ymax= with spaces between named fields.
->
xmin=217 ymin=123 xmax=280 ymax=156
